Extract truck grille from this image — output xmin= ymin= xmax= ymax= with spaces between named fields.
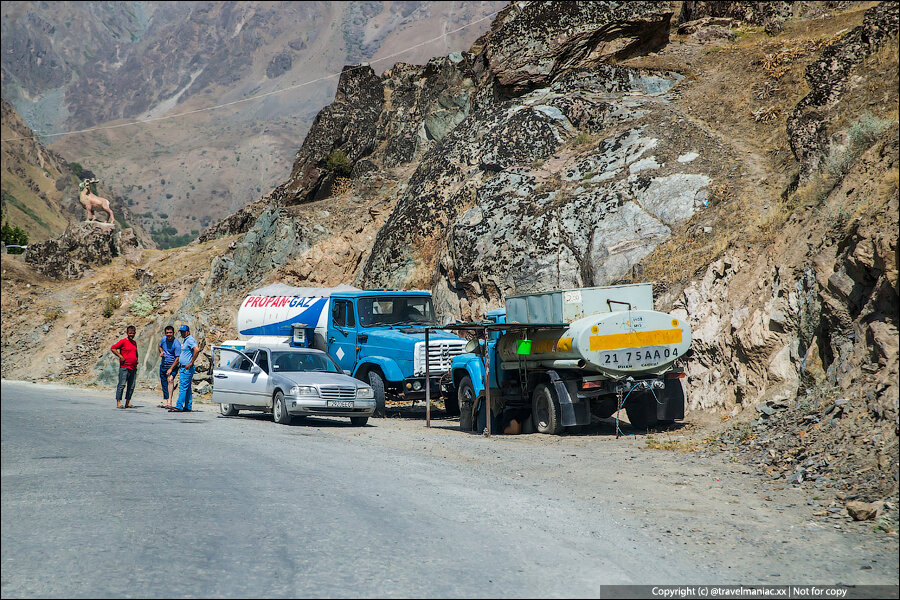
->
xmin=414 ymin=340 xmax=467 ymax=375
xmin=319 ymin=386 xmax=356 ymax=400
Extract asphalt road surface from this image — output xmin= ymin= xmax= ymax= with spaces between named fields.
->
xmin=2 ymin=381 xmax=896 ymax=598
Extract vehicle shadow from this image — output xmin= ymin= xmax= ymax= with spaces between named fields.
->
xmin=218 ymin=412 xmax=374 ymax=428
xmin=379 ymin=404 xmax=456 ymax=421
xmin=426 ymin=416 xmax=691 ymax=437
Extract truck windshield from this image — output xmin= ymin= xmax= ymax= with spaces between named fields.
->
xmin=271 ymin=352 xmax=341 ymax=373
xmin=357 ymin=296 xmax=436 ymax=327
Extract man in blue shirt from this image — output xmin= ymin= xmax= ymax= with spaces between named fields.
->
xmin=171 ymin=324 xmax=199 ymax=412
xmin=158 ymin=325 xmax=181 ymax=408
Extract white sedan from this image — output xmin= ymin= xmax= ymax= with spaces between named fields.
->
xmin=212 ymin=346 xmax=376 ymax=426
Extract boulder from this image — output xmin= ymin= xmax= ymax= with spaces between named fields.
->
xmin=24 ymin=221 xmax=120 ymax=279
xmin=477 ymin=2 xmax=674 ymax=96
xmin=846 ymin=500 xmax=881 ymax=521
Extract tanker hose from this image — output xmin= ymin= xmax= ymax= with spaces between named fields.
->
xmin=614 ymin=379 xmax=663 ymax=437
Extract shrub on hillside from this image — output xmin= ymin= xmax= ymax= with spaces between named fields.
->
xmin=102 ymin=295 xmax=122 ymax=318
xmin=323 ymin=149 xmax=352 ymax=176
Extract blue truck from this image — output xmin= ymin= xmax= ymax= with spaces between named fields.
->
xmin=448 ymin=284 xmax=692 ymax=434
xmin=237 ymin=285 xmax=468 ymax=416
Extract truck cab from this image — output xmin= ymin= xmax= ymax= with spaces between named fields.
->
xmin=327 ymin=290 xmax=466 ymax=415
xmin=450 ymin=308 xmax=506 ymax=431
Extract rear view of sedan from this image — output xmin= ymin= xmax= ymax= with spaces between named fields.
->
xmin=213 ymin=346 xmax=375 ymax=426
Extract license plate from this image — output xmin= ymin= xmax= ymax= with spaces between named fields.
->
xmin=327 ymin=400 xmax=354 ymax=408
xmin=601 ymin=346 xmax=680 ymax=369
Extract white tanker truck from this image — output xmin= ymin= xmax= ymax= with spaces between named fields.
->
xmin=448 ymin=283 xmax=692 ymax=433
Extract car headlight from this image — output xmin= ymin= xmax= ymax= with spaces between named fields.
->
xmin=291 ymin=386 xmax=318 ymax=396
xmin=356 ymin=387 xmax=374 ymax=399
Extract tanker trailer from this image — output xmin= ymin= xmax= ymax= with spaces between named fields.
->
xmin=452 ymin=284 xmax=692 ymax=433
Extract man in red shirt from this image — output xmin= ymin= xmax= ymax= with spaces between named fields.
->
xmin=111 ymin=325 xmax=138 ymax=408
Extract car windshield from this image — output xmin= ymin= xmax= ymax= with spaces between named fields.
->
xmin=271 ymin=352 xmax=341 ymax=373
xmin=357 ymin=296 xmax=436 ymax=328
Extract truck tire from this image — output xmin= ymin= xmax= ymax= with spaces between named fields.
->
xmin=625 ymin=393 xmax=658 ymax=430
xmin=457 ymin=376 xmax=475 ymax=432
xmin=532 ymin=383 xmax=563 ymax=435
xmin=368 ymin=371 xmax=386 ymax=418
xmin=273 ymin=391 xmax=292 ymax=425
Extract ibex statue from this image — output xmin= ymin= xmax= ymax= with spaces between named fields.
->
xmin=78 ymin=178 xmax=115 ymax=224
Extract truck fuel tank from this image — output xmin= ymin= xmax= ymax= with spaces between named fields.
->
xmin=496 ymin=310 xmax=692 ymax=376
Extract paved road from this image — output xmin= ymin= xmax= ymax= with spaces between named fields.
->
xmin=2 ymin=380 xmax=714 ymax=597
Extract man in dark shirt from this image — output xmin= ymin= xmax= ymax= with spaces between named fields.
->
xmin=158 ymin=325 xmax=181 ymax=408
xmin=111 ymin=325 xmax=138 ymax=409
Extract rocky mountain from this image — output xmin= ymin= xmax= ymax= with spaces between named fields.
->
xmin=1 ymin=97 xmax=151 ymax=246
xmin=1 ymin=1 xmax=505 ymax=246
xmin=1 ymin=1 xmax=897 ymax=519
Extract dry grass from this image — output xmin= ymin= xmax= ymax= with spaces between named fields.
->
xmin=757 ymin=34 xmax=846 ymax=79
xmin=643 ymin=435 xmax=705 ymax=452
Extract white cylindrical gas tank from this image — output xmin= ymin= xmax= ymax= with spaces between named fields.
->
xmin=236 ymin=284 xmax=358 ymax=347
xmin=497 ymin=310 xmax=692 ymax=376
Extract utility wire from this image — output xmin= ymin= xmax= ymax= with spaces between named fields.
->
xmin=1 ymin=8 xmax=502 ymax=143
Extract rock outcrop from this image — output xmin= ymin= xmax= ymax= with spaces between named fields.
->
xmin=787 ymin=1 xmax=899 ymax=178
xmin=23 ymin=221 xmax=142 ymax=279
xmin=475 ymin=1 xmax=673 ymax=96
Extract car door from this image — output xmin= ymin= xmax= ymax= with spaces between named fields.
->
xmin=212 ymin=347 xmax=248 ymax=405
xmin=214 ymin=348 xmax=270 ymax=407
xmin=230 ymin=349 xmax=272 ymax=407
xmin=328 ymin=299 xmax=358 ymax=373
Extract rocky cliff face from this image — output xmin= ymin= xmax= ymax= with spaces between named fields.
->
xmin=265 ymin=1 xmax=736 ymax=319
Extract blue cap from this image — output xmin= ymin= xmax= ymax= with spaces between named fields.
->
xmin=179 ymin=324 xmax=189 ymax=332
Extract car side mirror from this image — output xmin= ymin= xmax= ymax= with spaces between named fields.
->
xmin=250 ymin=365 xmax=262 ymax=375
xmin=343 ymin=370 xmax=352 ymax=376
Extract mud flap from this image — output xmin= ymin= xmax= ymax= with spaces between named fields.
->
xmin=547 ymin=370 xmax=591 ymax=427
xmin=657 ymin=378 xmax=686 ymax=421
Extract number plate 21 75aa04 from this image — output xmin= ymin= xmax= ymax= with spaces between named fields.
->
xmin=601 ymin=345 xmax=679 ymax=369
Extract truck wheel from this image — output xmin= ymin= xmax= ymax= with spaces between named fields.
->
xmin=273 ymin=391 xmax=292 ymax=425
xmin=625 ymin=394 xmax=658 ymax=430
xmin=220 ymin=403 xmax=239 ymax=417
xmin=457 ymin=376 xmax=475 ymax=432
xmin=368 ymin=371 xmax=386 ymax=418
xmin=532 ymin=383 xmax=563 ymax=435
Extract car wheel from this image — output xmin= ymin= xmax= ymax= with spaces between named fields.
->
xmin=350 ymin=416 xmax=369 ymax=427
xmin=624 ymin=393 xmax=658 ymax=430
xmin=220 ymin=403 xmax=239 ymax=417
xmin=531 ymin=383 xmax=563 ymax=435
xmin=368 ymin=371 xmax=386 ymax=418
xmin=457 ymin=376 xmax=475 ymax=432
xmin=273 ymin=391 xmax=292 ymax=425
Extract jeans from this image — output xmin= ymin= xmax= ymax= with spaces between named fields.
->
xmin=116 ymin=367 xmax=136 ymax=403
xmin=159 ymin=365 xmax=176 ymax=400
xmin=176 ymin=365 xmax=195 ymax=410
